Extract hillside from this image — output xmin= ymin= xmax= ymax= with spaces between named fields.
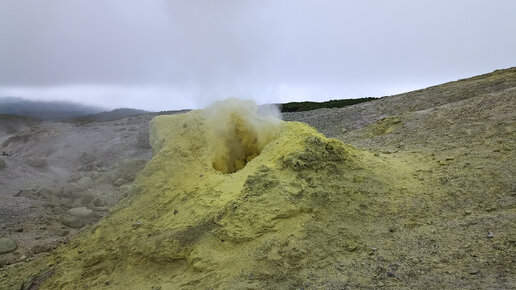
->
xmin=0 ymin=68 xmax=515 ymax=289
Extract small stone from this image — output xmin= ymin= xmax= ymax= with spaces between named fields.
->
xmin=0 ymin=237 xmax=17 ymax=254
xmin=105 ymin=281 xmax=111 ymax=285
xmin=387 ymin=272 xmax=395 ymax=278
xmin=487 ymin=232 xmax=494 ymax=238
xmin=469 ymin=269 xmax=479 ymax=275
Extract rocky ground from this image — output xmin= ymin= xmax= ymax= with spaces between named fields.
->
xmin=0 ymin=114 xmax=154 ymax=266
xmin=0 ymin=67 xmax=514 ymax=289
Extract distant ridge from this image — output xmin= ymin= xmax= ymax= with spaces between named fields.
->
xmin=0 ymin=97 xmax=103 ymax=120
xmin=78 ymin=108 xmax=150 ymax=122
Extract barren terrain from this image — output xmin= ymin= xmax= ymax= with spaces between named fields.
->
xmin=0 ymin=67 xmax=515 ymax=289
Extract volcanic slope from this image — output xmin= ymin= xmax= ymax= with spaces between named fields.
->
xmin=1 ymin=67 xmax=515 ymax=289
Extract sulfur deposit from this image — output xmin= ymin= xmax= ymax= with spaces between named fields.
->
xmin=12 ymin=99 xmax=374 ymax=288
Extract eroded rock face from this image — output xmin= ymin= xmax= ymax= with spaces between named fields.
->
xmin=0 ymin=238 xmax=17 ymax=254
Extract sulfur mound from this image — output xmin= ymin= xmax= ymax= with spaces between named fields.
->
xmin=22 ymin=99 xmax=392 ymax=289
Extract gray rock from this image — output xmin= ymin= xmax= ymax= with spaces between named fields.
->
xmin=61 ymin=214 xmax=85 ymax=228
xmin=61 ymin=207 xmax=93 ymax=228
xmin=0 ymin=237 xmax=17 ymax=254
xmin=76 ymin=177 xmax=93 ymax=189
xmin=68 ymin=207 xmax=93 ymax=218
xmin=0 ymin=158 xmax=6 ymax=170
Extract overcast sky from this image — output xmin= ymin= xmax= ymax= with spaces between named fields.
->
xmin=1 ymin=0 xmax=515 ymax=111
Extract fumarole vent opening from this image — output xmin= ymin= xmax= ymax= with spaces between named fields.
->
xmin=204 ymin=98 xmax=282 ymax=174
xmin=212 ymin=112 xmax=264 ymax=174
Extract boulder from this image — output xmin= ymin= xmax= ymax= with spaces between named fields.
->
xmin=61 ymin=214 xmax=84 ymax=228
xmin=68 ymin=207 xmax=93 ymax=218
xmin=0 ymin=237 xmax=17 ymax=254
xmin=61 ymin=207 xmax=93 ymax=228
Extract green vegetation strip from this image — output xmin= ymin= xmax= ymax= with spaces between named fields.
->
xmin=280 ymin=97 xmax=377 ymax=112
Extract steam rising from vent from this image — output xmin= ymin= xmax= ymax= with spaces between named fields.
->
xmin=203 ymin=98 xmax=281 ymax=174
